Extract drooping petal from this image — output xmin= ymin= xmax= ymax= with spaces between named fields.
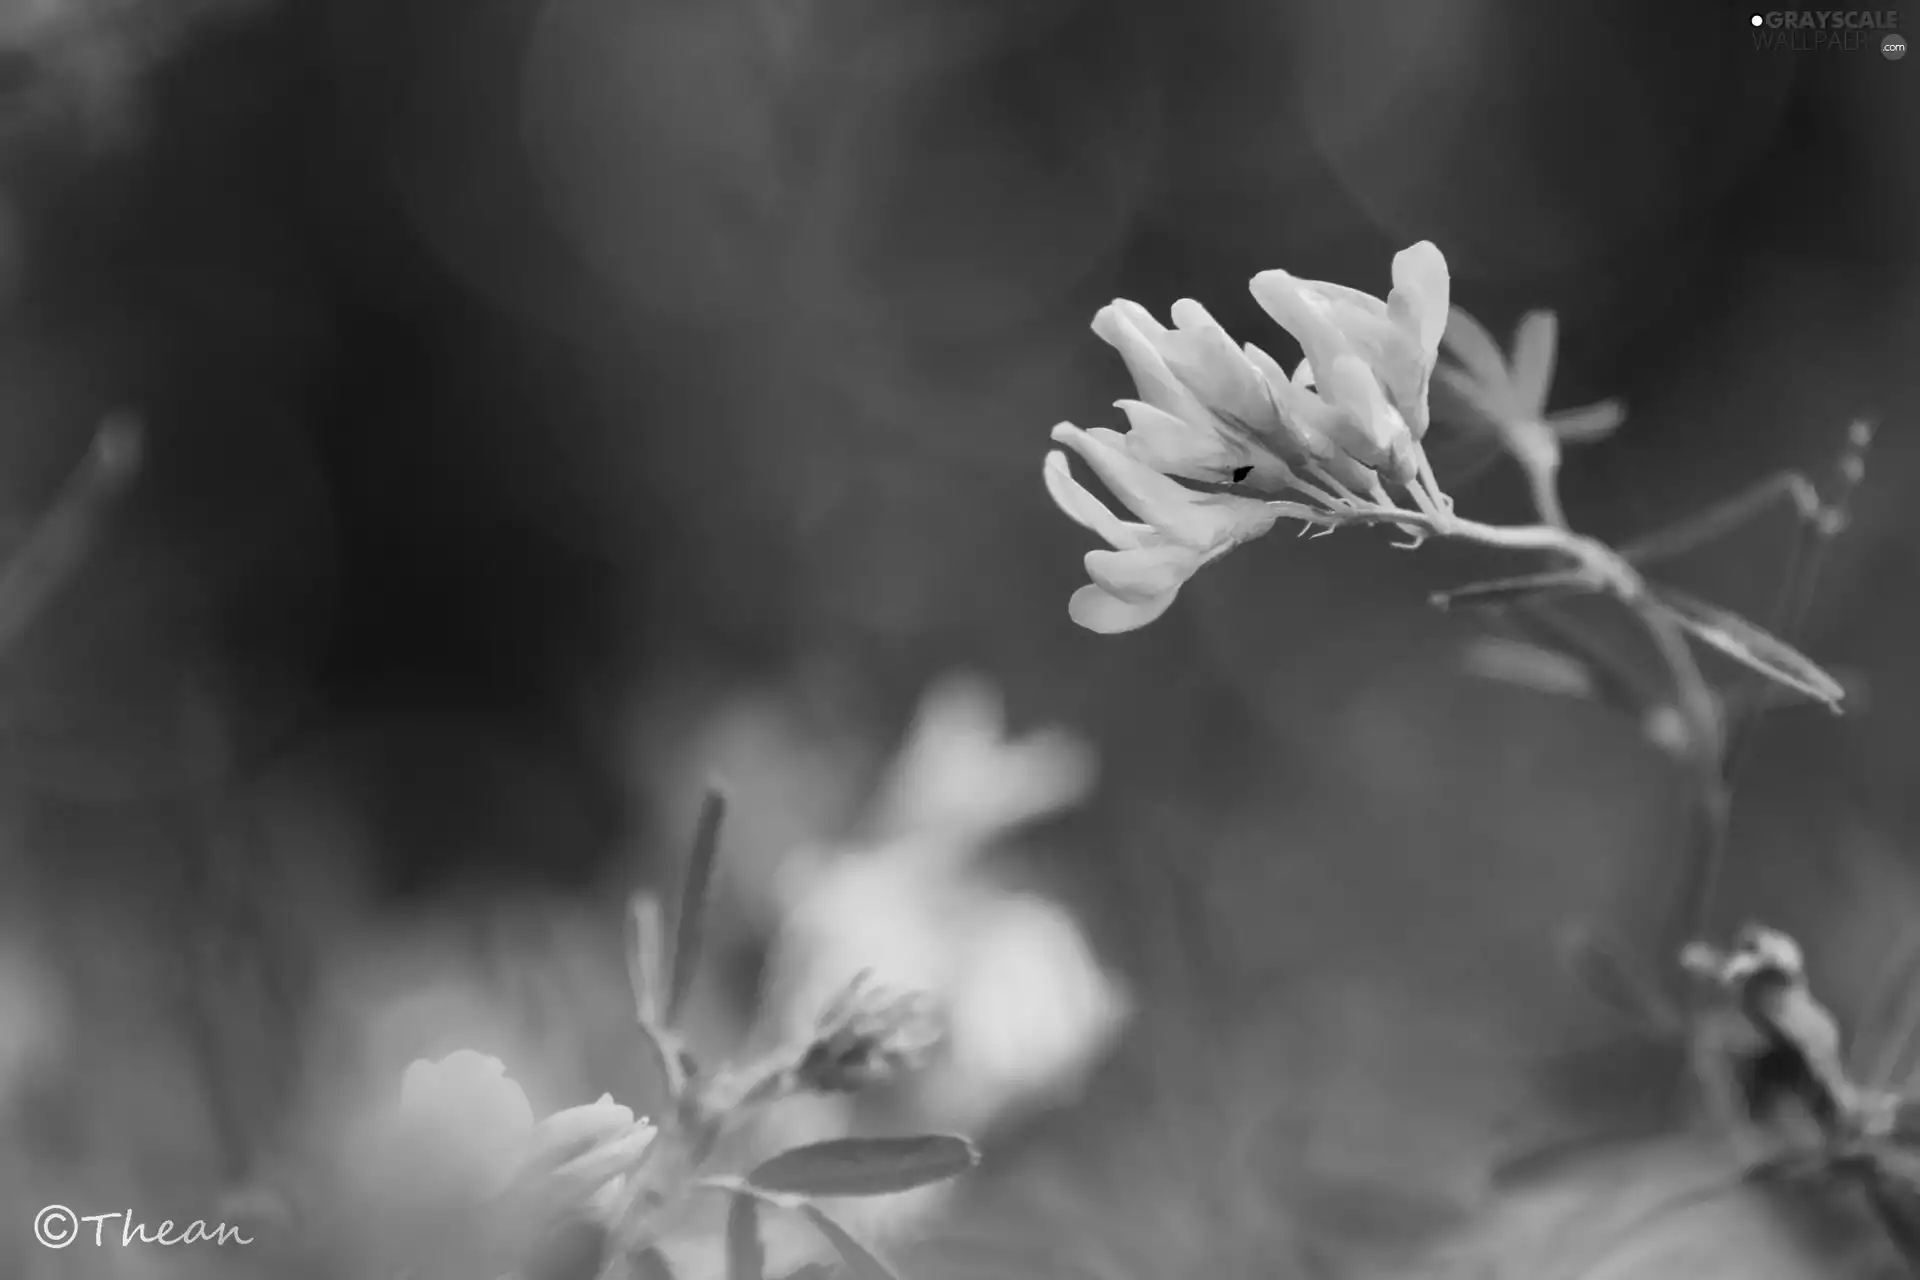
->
xmin=1067 ymin=582 xmax=1178 ymax=633
xmin=1546 ymin=399 xmax=1626 ymax=443
xmin=1085 ymin=543 xmax=1197 ymax=603
xmin=1440 ymin=306 xmax=1512 ymax=391
xmin=1509 ymin=310 xmax=1559 ymax=417
xmin=1054 ymin=424 xmax=1237 ymax=548
xmin=1043 ymin=447 xmax=1155 ymax=550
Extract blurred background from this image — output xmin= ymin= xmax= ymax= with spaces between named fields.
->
xmin=0 ymin=0 xmax=1915 ymax=1277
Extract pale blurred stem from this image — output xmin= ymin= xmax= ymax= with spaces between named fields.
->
xmin=0 ymin=414 xmax=142 ymax=650
xmin=1503 ymin=420 xmax=1570 ymax=531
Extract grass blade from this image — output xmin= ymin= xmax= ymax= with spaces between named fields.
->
xmin=725 ymin=1193 xmax=765 ymax=1280
xmin=667 ymin=786 xmax=727 ymax=1029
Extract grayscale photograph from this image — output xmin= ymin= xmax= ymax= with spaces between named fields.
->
xmin=0 ymin=2 xmax=1914 ymax=1278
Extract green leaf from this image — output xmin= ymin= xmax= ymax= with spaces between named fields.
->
xmin=1643 ymin=587 xmax=1845 ymax=709
xmin=746 ymin=1135 xmax=979 ymax=1199
xmin=726 ymin=1193 xmax=765 ymax=1280
xmin=799 ymin=1206 xmax=898 ymax=1280
xmin=667 ymin=787 xmax=728 ymax=1028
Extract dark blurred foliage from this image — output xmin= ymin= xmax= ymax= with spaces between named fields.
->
xmin=1 ymin=0 xmax=1919 ymax=1274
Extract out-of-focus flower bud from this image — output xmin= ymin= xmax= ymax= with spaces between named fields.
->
xmin=794 ymin=974 xmax=947 ymax=1095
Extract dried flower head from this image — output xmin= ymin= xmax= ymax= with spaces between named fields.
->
xmin=794 ymin=972 xmax=947 ymax=1095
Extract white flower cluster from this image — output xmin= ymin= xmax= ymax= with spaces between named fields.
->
xmin=1045 ymin=242 xmax=1454 ymax=632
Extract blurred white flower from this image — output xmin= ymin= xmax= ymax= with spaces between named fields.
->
xmin=762 ymin=675 xmax=1130 ymax=1138
xmin=1436 ymin=307 xmax=1625 ymax=451
xmin=392 ymin=1051 xmax=646 ymax=1212
xmin=397 ymin=1050 xmax=539 ymax=1202
xmin=863 ymin=671 xmax=1096 ymax=850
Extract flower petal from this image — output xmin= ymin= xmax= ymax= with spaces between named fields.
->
xmin=1067 ymin=583 xmax=1178 ymax=633
xmin=1440 ymin=305 xmax=1511 ymax=391
xmin=1244 ymin=345 xmax=1384 ymax=492
xmin=1111 ymin=398 xmax=1240 ymax=481
xmin=1388 ymin=240 xmax=1451 ymax=370
xmin=1052 ymin=423 xmax=1235 ymax=548
xmin=1546 ymin=399 xmax=1625 ymax=443
xmin=1161 ymin=299 xmax=1281 ymax=435
xmin=1509 ymin=310 xmax=1558 ymax=417
xmin=1318 ymin=354 xmax=1415 ymax=480
xmin=530 ymin=1095 xmax=638 ymax=1163
xmin=1044 ymin=447 xmax=1154 ymax=550
xmin=1085 ymin=543 xmax=1198 ymax=603
xmin=1092 ymin=301 xmax=1212 ymax=427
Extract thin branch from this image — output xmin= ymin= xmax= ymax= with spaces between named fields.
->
xmin=1681 ymin=421 xmax=1874 ymax=952
xmin=1618 ymin=471 xmax=1820 ymax=568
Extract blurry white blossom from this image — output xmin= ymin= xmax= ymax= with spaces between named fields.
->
xmin=396 ymin=1050 xmax=540 ymax=1202
xmin=1047 ymin=242 xmax=1456 ymax=633
xmin=1436 ymin=308 xmax=1625 ymax=451
xmin=761 ymin=673 xmax=1128 ymax=1138
xmin=378 ymin=1050 xmax=649 ymax=1218
xmin=1430 ymin=305 xmax=1625 ymax=522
